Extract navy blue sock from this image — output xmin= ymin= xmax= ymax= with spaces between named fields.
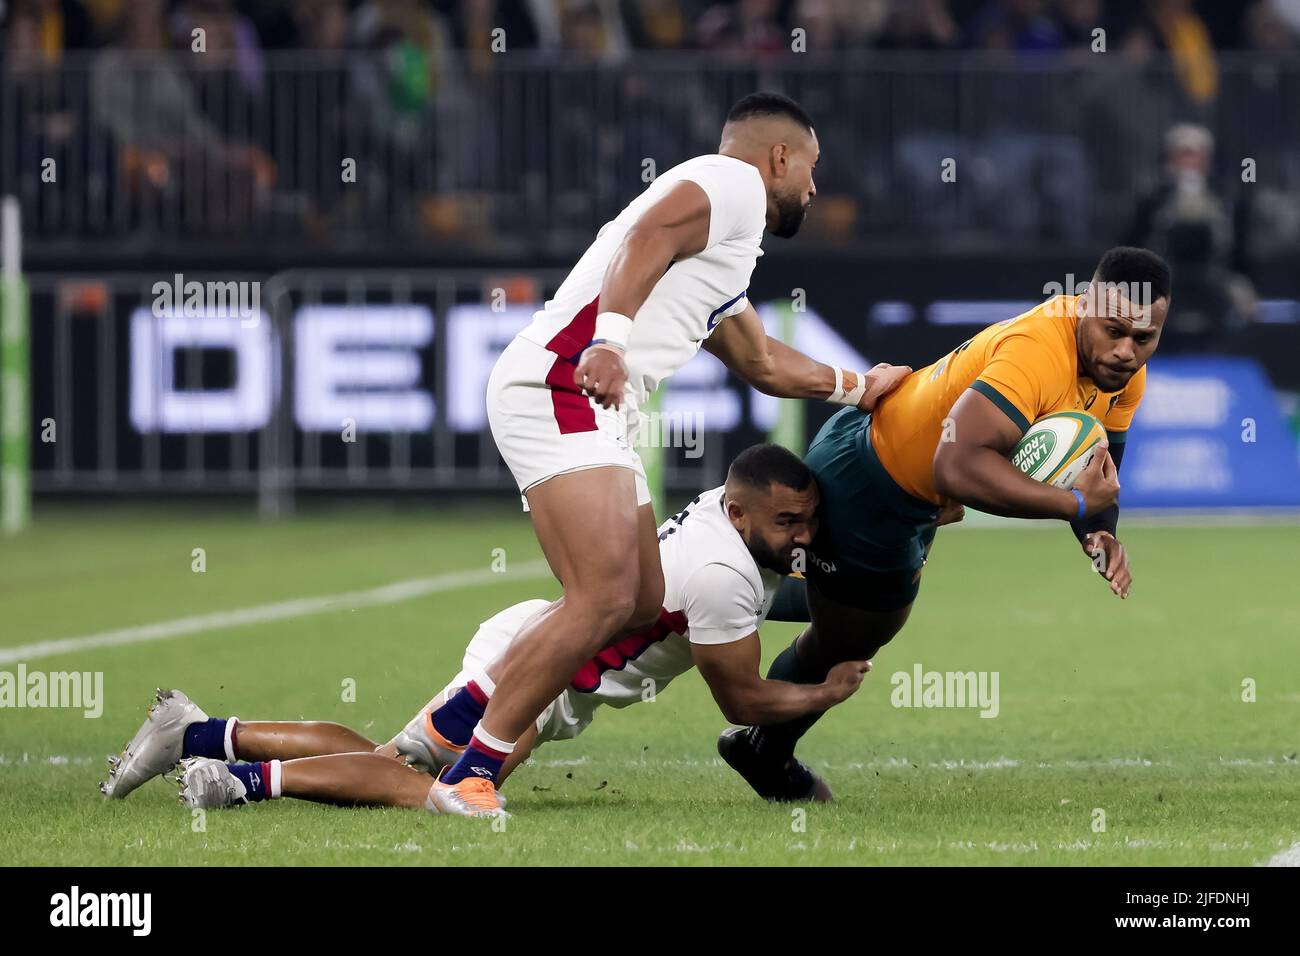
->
xmin=441 ymin=736 xmax=507 ymax=786
xmin=182 ymin=717 xmax=230 ymax=759
xmin=430 ymin=682 xmax=488 ymax=748
xmin=226 ymin=761 xmax=274 ymax=802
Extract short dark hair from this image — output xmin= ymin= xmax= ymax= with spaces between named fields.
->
xmin=727 ymin=443 xmax=814 ymax=494
xmin=725 ymin=92 xmax=815 ymax=134
xmin=1094 ymin=246 xmax=1173 ymax=304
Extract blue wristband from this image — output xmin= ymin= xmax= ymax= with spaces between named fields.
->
xmin=1071 ymin=488 xmax=1086 ymax=520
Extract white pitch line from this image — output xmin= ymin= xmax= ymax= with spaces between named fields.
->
xmin=1263 ymin=842 xmax=1300 ymax=867
xmin=0 ymin=560 xmax=553 ymax=665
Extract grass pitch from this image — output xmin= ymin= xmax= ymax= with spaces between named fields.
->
xmin=1 ymin=502 xmax=1297 ymax=866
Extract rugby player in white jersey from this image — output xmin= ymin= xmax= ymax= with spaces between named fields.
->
xmin=101 ymin=446 xmax=870 ymax=814
xmin=432 ymin=92 xmax=909 ymax=814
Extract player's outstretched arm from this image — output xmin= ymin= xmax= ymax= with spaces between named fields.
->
xmin=692 ymin=632 xmax=869 ymax=726
xmin=934 ymin=387 xmax=1120 ymax=520
xmin=703 ymin=301 xmax=910 ymax=410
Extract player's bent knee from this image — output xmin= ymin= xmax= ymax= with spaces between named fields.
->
xmin=625 ymin=603 xmax=660 ymax=632
xmin=591 ymin=588 xmax=640 ymax=633
xmin=559 ymin=576 xmax=640 ymax=636
xmin=627 ymin=580 xmax=665 ymax=630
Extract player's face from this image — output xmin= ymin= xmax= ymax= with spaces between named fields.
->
xmin=770 ymin=131 xmax=818 ymax=239
xmin=1076 ymin=282 xmax=1167 ymax=392
xmin=740 ymin=482 xmax=820 ymax=574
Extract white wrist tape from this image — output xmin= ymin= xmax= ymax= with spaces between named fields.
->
xmin=593 ymin=311 xmax=633 ymax=351
xmin=827 ymin=367 xmax=869 ymax=407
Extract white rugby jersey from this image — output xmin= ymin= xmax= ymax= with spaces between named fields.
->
xmin=563 ymin=484 xmax=780 ymax=706
xmin=515 ymin=154 xmax=767 ymax=402
xmin=472 ymin=486 xmax=780 ymax=710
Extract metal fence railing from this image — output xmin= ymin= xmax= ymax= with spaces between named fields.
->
xmin=22 ymin=269 xmax=740 ymax=513
xmin=5 ymin=52 xmax=1299 ymax=255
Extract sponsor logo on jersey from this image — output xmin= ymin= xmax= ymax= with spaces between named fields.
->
xmin=807 ymin=550 xmax=837 ymax=574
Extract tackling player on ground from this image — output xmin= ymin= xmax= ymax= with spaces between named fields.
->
xmin=720 ymin=247 xmax=1173 ymax=801
xmin=101 ymin=446 xmax=870 ymax=815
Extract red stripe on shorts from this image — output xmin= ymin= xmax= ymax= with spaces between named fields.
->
xmin=464 ymin=680 xmax=490 ymax=706
xmin=569 ymin=609 xmax=688 ymax=693
xmin=542 ymin=294 xmax=601 ymax=434
xmin=545 ymin=294 xmax=599 ymax=360
xmin=545 ymin=355 xmax=597 ymax=434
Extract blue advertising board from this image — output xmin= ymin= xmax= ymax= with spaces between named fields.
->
xmin=1121 ymin=357 xmax=1300 ymax=509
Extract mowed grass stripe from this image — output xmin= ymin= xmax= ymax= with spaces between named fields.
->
xmin=0 ymin=506 xmax=547 ymax=646
xmin=0 ymin=560 xmax=552 ymax=665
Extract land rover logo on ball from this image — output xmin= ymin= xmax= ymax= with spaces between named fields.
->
xmin=1012 ymin=432 xmax=1056 ymax=474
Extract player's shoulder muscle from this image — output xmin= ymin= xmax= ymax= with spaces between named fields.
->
xmin=659 ymin=155 xmax=765 ymax=248
xmin=632 ymin=178 xmax=711 ymax=234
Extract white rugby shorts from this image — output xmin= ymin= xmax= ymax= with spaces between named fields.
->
xmin=487 ymin=336 xmax=650 ymax=511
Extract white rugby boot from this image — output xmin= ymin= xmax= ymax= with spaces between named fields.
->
xmin=101 ymin=689 xmax=212 ymax=800
xmin=176 ymin=757 xmax=250 ymax=809
xmin=393 ymin=707 xmax=467 ymax=776
xmin=425 ymin=769 xmax=510 ymax=818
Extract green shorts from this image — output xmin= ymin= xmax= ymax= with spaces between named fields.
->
xmin=803 ymin=407 xmax=941 ymax=613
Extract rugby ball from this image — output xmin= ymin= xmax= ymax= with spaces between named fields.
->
xmin=1010 ymin=411 xmax=1105 ymax=489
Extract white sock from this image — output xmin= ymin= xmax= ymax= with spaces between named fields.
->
xmin=224 ymin=717 xmax=240 ymax=762
xmin=471 ymin=723 xmax=516 ymax=755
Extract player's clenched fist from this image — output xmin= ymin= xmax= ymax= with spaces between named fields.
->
xmin=1071 ymin=444 xmax=1120 ymax=516
xmin=856 ymin=363 xmax=913 ymax=412
xmin=824 ymin=659 xmax=872 ymax=705
xmin=575 ymin=344 xmax=629 ymax=410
